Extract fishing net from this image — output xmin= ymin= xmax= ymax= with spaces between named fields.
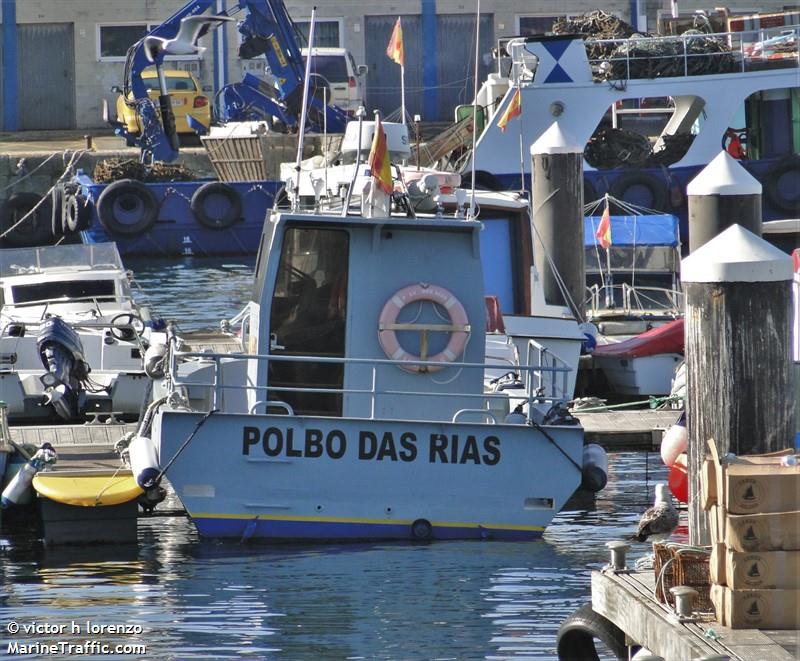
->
xmin=93 ymin=158 xmax=195 ymax=184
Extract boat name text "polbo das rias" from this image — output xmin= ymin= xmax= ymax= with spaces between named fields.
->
xmin=242 ymin=426 xmax=503 ymax=465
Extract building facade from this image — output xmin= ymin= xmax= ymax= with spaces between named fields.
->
xmin=0 ymin=0 xmax=795 ymax=131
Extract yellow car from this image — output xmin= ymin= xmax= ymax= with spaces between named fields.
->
xmin=114 ymin=69 xmax=211 ymax=136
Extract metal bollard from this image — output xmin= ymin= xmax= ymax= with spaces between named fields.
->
xmin=605 ymin=540 xmax=629 ymax=571
xmin=669 ymin=585 xmax=698 ymax=617
xmin=84 ymin=134 xmax=94 ymax=150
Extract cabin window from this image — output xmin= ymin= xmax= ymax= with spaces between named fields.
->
xmin=479 ymin=217 xmax=516 ymax=314
xmin=10 ymin=280 xmax=116 ymax=305
xmin=269 ymin=227 xmax=349 ymax=417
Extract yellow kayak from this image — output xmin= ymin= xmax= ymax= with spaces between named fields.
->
xmin=33 ymin=471 xmax=143 ymax=507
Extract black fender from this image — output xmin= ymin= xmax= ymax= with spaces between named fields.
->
xmin=51 ymin=183 xmax=65 ymax=238
xmin=96 ymin=179 xmax=158 ymax=237
xmin=556 ymin=603 xmax=631 ymax=661
xmin=190 ymin=182 xmax=243 ymax=230
xmin=609 ymin=172 xmax=668 ymax=211
xmin=0 ymin=192 xmax=53 ymax=247
xmin=763 ymin=156 xmax=800 ymax=216
xmin=64 ymin=193 xmax=92 ymax=233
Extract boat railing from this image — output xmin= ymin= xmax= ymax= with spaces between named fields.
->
xmin=3 ymin=294 xmax=135 ymax=320
xmin=524 ymin=339 xmax=572 ymax=402
xmin=585 ymin=283 xmax=683 ymax=318
xmin=165 ymin=344 xmax=573 ymax=423
xmin=510 ymin=24 xmax=799 ymax=86
xmin=0 ymin=243 xmax=124 ymax=278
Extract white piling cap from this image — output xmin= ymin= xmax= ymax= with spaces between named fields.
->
xmin=686 ymin=150 xmax=762 ymax=196
xmin=682 ymin=224 xmax=792 ymax=283
xmin=530 ymin=121 xmax=582 ymax=155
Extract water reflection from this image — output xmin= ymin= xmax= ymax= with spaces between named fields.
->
xmin=0 ymin=452 xmax=681 ymax=659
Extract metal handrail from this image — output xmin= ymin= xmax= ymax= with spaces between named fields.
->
xmin=165 ymin=341 xmax=572 ymax=421
xmin=585 ymin=283 xmax=683 ymax=318
xmin=524 ymin=339 xmax=571 ymax=402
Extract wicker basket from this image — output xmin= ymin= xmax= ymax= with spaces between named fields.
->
xmin=654 ymin=543 xmax=713 ymax=612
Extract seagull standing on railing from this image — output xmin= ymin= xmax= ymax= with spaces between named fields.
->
xmin=633 ymin=482 xmax=679 ymax=543
xmin=143 ymin=14 xmax=234 ymax=62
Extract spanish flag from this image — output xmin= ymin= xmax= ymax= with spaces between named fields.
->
xmin=369 ymin=115 xmax=393 ymax=195
xmin=386 ymin=17 xmax=404 ymax=67
xmin=497 ymin=89 xmax=522 ymax=132
xmin=596 ymin=201 xmax=612 ymax=249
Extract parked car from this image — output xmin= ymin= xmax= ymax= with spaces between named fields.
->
xmin=300 ymin=47 xmax=367 ymax=115
xmin=113 ymin=69 xmax=211 ymax=137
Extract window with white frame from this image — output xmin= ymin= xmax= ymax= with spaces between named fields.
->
xmin=294 ymin=19 xmax=342 ymax=48
xmin=97 ymin=22 xmax=204 ymax=62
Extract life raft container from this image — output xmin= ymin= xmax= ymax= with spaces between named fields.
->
xmin=378 ymin=283 xmax=470 ymax=373
xmin=96 ymin=179 xmax=159 ymax=236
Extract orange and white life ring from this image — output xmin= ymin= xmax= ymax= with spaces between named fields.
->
xmin=378 ymin=283 xmax=470 ymax=373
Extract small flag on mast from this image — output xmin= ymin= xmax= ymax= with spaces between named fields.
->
xmin=386 ymin=17 xmax=404 ymax=66
xmin=596 ymin=200 xmax=612 ymax=249
xmin=368 ymin=115 xmax=393 ymax=195
xmin=497 ymin=89 xmax=522 ymax=132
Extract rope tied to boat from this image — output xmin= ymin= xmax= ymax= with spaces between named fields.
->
xmin=155 ymin=409 xmax=217 ymax=484
xmin=528 ymin=417 xmax=583 ymax=475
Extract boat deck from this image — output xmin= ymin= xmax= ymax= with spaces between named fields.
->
xmin=179 ymin=330 xmax=243 ymax=354
xmin=592 ymin=568 xmax=798 ymax=660
xmin=574 ymin=409 xmax=681 ymax=450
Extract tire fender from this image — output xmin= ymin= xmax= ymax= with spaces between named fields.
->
xmin=609 ymin=172 xmax=668 ymax=211
xmin=763 ymin=156 xmax=800 ymax=216
xmin=51 ymin=183 xmax=65 ymax=238
xmin=64 ymin=193 xmax=92 ymax=233
xmin=96 ymin=179 xmax=158 ymax=237
xmin=0 ymin=192 xmax=53 ymax=247
xmin=190 ymin=182 xmax=243 ymax=230
xmin=556 ymin=603 xmax=631 ymax=661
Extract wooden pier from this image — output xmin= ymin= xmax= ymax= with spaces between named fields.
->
xmin=574 ymin=409 xmax=682 ymax=450
xmin=592 ymin=567 xmax=798 ymax=660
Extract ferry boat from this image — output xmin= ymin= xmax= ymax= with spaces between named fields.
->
xmin=147 ymin=160 xmax=586 ymax=541
xmin=0 ymin=243 xmax=164 ymax=423
xmin=466 ymin=24 xmax=800 ymax=238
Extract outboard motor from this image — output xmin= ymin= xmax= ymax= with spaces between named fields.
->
xmin=36 ymin=316 xmax=90 ymax=420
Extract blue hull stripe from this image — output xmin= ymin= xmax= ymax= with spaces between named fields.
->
xmin=192 ymin=516 xmax=544 ymax=541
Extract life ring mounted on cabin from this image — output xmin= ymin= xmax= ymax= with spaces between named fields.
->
xmin=378 ymin=283 xmax=470 ymax=373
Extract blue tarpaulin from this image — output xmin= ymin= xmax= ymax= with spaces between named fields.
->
xmin=584 ymin=215 xmax=680 ymax=248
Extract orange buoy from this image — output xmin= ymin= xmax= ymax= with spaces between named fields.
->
xmin=668 ymin=453 xmax=688 ymax=504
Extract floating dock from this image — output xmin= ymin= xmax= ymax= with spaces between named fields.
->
xmin=574 ymin=409 xmax=682 ymax=450
xmin=592 ymin=566 xmax=798 ymax=660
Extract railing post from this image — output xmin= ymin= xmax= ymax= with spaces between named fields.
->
xmin=371 ymin=366 xmax=377 ymax=420
xmin=212 ymin=357 xmax=222 ymax=410
xmin=683 ymin=35 xmax=688 ymax=76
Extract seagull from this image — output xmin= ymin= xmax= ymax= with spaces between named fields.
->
xmin=633 ymin=482 xmax=679 ymax=543
xmin=143 ymin=14 xmax=234 ymax=62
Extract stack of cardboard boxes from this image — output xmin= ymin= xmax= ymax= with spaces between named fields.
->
xmin=701 ymin=441 xmax=800 ymax=629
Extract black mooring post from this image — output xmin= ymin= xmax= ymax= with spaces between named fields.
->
xmin=530 ymin=122 xmax=585 ymax=320
xmin=682 ymin=224 xmax=794 ymax=545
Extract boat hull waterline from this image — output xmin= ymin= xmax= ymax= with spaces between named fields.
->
xmin=156 ymin=411 xmax=584 ymax=541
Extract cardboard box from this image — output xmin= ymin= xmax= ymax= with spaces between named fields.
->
xmin=710 ymin=542 xmax=727 ymax=585
xmin=710 ymin=584 xmax=800 ymax=629
xmin=701 ymin=458 xmax=717 ymax=510
xmin=726 ymin=510 xmax=800 ymax=552
xmin=708 ymin=504 xmax=727 ymax=546
xmin=724 ymin=549 xmax=800 ymax=589
xmin=709 ymin=444 xmax=799 ymax=515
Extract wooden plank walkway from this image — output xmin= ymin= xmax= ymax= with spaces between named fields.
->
xmin=591 ymin=568 xmax=798 ymax=661
xmin=574 ymin=409 xmax=682 ymax=450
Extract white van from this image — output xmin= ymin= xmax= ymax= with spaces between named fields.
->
xmin=301 ymin=47 xmax=367 ymax=116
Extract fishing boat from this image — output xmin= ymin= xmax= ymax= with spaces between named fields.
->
xmin=143 ymin=127 xmax=588 ymax=541
xmin=0 ymin=243 xmax=164 ymax=423
xmin=465 ymin=22 xmax=800 ymax=238
xmin=580 ymin=210 xmax=684 ymax=398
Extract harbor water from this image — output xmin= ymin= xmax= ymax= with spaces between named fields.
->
xmin=1 ymin=257 xmax=681 ymax=660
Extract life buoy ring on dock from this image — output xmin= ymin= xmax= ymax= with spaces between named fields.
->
xmin=556 ymin=603 xmax=630 ymax=661
xmin=64 ymin=193 xmax=91 ymax=233
xmin=96 ymin=179 xmax=158 ymax=237
xmin=378 ymin=283 xmax=470 ymax=373
xmin=190 ymin=182 xmax=242 ymax=230
xmin=0 ymin=192 xmax=53 ymax=247
xmin=609 ymin=172 xmax=668 ymax=211
xmin=763 ymin=156 xmax=800 ymax=216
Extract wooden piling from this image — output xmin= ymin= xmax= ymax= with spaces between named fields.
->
xmin=687 ymin=150 xmax=762 ymax=253
xmin=682 ymin=225 xmax=794 ymax=544
xmin=530 ymin=122 xmax=585 ymax=320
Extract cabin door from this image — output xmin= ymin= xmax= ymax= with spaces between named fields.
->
xmin=268 ymin=227 xmax=349 ymax=416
